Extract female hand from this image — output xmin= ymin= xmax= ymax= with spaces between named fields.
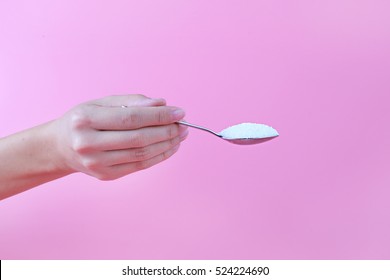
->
xmin=52 ymin=94 xmax=188 ymax=180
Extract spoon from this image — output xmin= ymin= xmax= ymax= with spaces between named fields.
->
xmin=177 ymin=120 xmax=279 ymax=145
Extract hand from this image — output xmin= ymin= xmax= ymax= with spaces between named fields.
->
xmin=52 ymin=94 xmax=188 ymax=180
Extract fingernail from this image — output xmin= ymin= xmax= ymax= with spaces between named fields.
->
xmin=137 ymin=98 xmax=165 ymax=106
xmin=172 ymin=108 xmax=185 ymax=120
xmin=148 ymin=98 xmax=166 ymax=106
xmin=152 ymin=98 xmax=166 ymax=103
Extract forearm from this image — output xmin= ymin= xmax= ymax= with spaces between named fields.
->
xmin=0 ymin=121 xmax=72 ymax=200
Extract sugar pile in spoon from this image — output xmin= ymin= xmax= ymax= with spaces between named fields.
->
xmin=219 ymin=123 xmax=279 ymax=139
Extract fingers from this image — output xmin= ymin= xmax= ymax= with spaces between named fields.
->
xmin=89 ymin=94 xmax=166 ymax=107
xmin=87 ymin=131 xmax=188 ymax=167
xmin=96 ymin=124 xmax=188 ymax=150
xmin=75 ymin=127 xmax=188 ymax=180
xmin=60 ymin=94 xmax=189 ymax=180
xmin=98 ymin=144 xmax=181 ymax=180
xmin=86 ymin=123 xmax=187 ymax=150
xmin=87 ymin=105 xmax=185 ymax=130
xmin=105 ymin=137 xmax=182 ymax=165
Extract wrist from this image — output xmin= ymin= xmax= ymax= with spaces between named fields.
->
xmin=0 ymin=120 xmax=75 ymax=200
xmin=46 ymin=119 xmax=76 ymax=176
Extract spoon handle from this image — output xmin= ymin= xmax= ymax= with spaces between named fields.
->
xmin=177 ymin=120 xmax=222 ymax=138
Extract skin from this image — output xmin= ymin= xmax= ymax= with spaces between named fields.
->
xmin=0 ymin=94 xmax=188 ymax=200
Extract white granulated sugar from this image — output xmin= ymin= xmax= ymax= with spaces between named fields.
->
xmin=219 ymin=123 xmax=279 ymax=139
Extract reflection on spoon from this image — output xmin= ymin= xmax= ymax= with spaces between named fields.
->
xmin=177 ymin=121 xmax=279 ymax=145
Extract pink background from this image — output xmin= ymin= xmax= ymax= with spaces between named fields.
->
xmin=1 ymin=0 xmax=390 ymax=259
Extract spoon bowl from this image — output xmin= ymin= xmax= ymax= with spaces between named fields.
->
xmin=223 ymin=136 xmax=278 ymax=145
xmin=177 ymin=120 xmax=278 ymax=145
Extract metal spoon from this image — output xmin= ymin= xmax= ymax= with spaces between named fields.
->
xmin=177 ymin=120 xmax=279 ymax=145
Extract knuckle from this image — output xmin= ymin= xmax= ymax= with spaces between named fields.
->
xmin=170 ymin=137 xmax=179 ymax=147
xmin=81 ymin=158 xmax=101 ymax=171
xmin=157 ymin=109 xmax=170 ymax=124
xmin=69 ymin=107 xmax=91 ymax=129
xmin=161 ymin=151 xmax=170 ymax=161
xmin=168 ymin=138 xmax=176 ymax=148
xmin=71 ymin=137 xmax=91 ymax=154
xmin=167 ymin=124 xmax=178 ymax=139
xmin=128 ymin=132 xmax=145 ymax=147
xmin=121 ymin=109 xmax=141 ymax=128
xmin=134 ymin=147 xmax=150 ymax=160
xmin=134 ymin=160 xmax=148 ymax=171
